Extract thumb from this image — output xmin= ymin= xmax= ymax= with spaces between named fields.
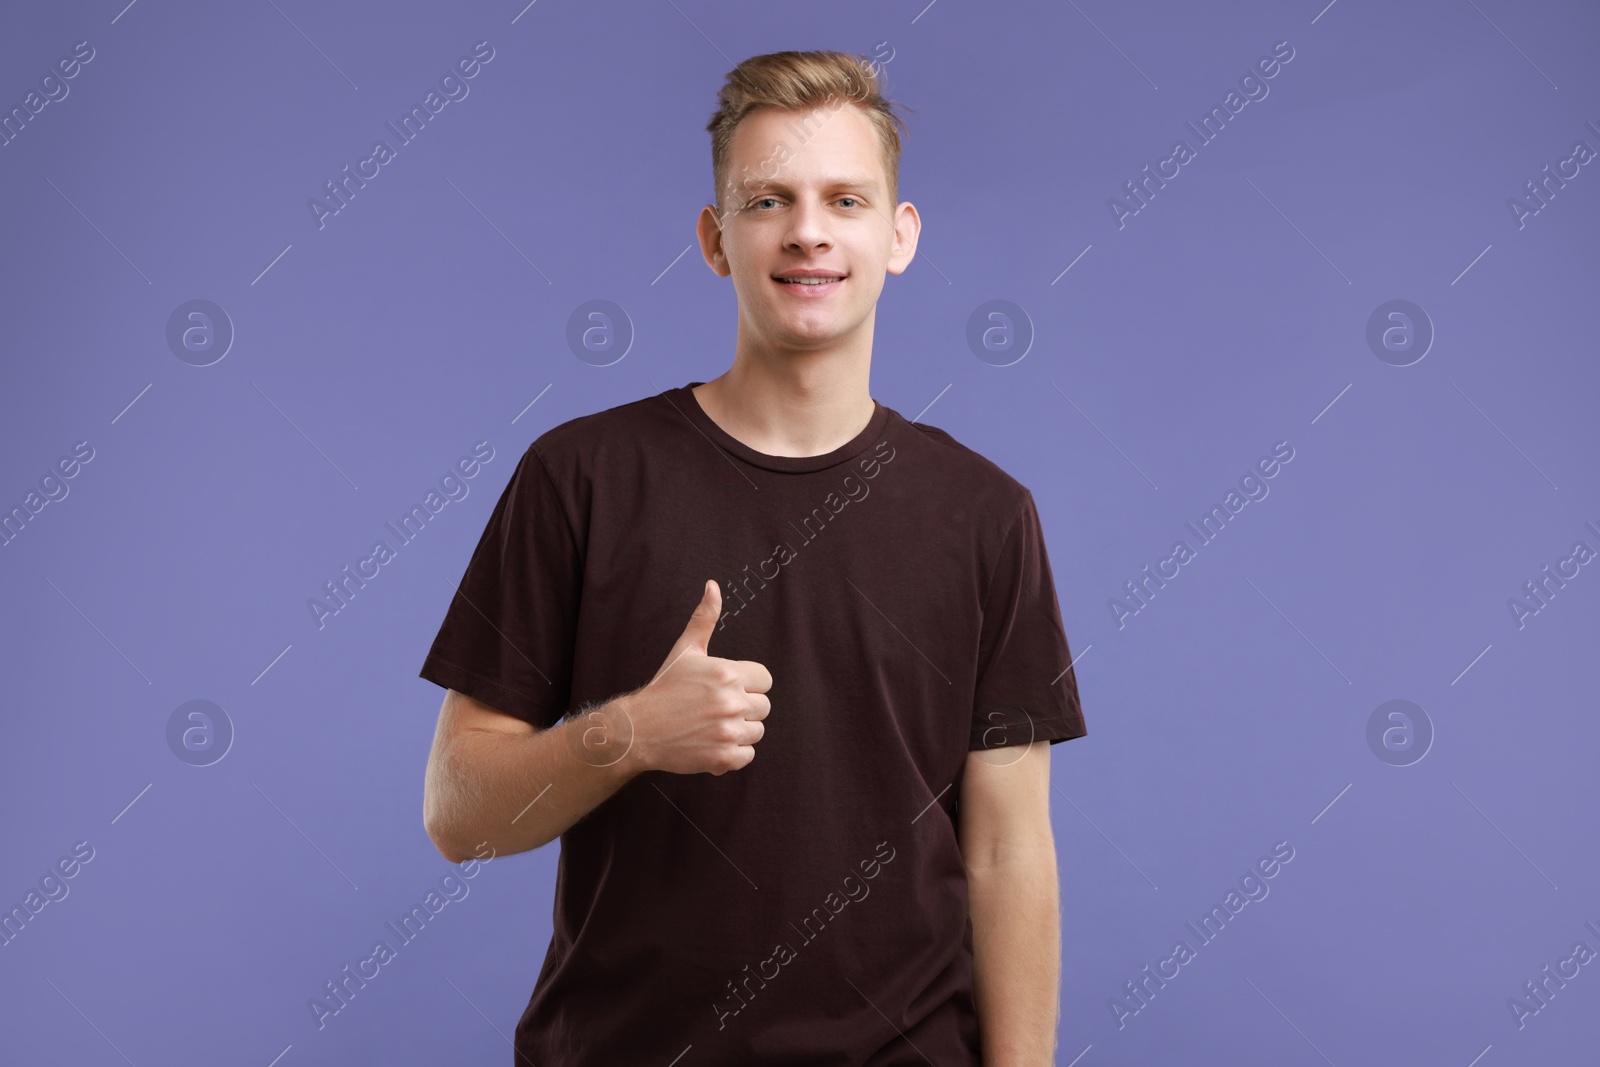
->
xmin=676 ymin=579 xmax=722 ymax=655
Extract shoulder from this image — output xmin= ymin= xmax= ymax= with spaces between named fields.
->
xmin=532 ymin=389 xmax=664 ymax=449
xmin=888 ymin=412 xmax=1034 ymax=519
xmin=521 ymin=389 xmax=675 ymax=476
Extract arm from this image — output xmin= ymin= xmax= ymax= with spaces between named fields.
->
xmin=423 ymin=580 xmax=772 ymax=862
xmin=423 ymin=688 xmax=641 ymax=862
xmin=958 ymin=739 xmax=1060 ymax=1067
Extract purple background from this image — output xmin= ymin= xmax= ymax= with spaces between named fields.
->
xmin=3 ymin=0 xmax=1598 ymax=1063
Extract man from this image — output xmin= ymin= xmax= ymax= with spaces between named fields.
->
xmin=419 ymin=49 xmax=1086 ymax=1066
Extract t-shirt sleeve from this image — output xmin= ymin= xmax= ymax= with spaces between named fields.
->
xmin=970 ymin=489 xmax=1088 ymax=751
xmin=418 ymin=444 xmax=581 ymax=730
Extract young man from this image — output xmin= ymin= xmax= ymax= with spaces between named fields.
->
xmin=419 ymin=50 xmax=1086 ymax=1066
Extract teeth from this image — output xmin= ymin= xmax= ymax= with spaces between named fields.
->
xmin=780 ymin=277 xmax=842 ymax=285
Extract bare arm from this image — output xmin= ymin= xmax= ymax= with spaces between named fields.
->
xmin=959 ymin=740 xmax=1060 ymax=1067
xmin=422 ymin=688 xmax=640 ymax=861
xmin=422 ymin=580 xmax=772 ymax=862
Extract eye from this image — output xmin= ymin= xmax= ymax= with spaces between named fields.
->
xmin=751 ymin=197 xmax=781 ymax=210
xmin=837 ymin=197 xmax=861 ymax=208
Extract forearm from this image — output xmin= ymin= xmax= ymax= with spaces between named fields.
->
xmin=425 ymin=698 xmax=639 ymax=860
xmin=967 ymin=843 xmax=1061 ymax=1067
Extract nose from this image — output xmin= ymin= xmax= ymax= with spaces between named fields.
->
xmin=783 ymin=198 xmax=832 ymax=254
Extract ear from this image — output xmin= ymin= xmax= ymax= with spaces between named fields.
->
xmin=697 ymin=203 xmax=733 ymax=278
xmin=885 ymin=200 xmax=921 ymax=277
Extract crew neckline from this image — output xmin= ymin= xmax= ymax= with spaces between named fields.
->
xmin=669 ymin=381 xmax=891 ymax=474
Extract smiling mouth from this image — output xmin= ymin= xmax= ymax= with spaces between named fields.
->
xmin=775 ymin=276 xmax=846 ymax=285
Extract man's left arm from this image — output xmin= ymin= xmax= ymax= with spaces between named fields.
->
xmin=958 ymin=739 xmax=1059 ymax=1067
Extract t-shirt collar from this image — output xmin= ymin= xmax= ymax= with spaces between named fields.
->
xmin=666 ymin=381 xmax=891 ymax=475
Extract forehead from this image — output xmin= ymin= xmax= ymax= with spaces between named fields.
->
xmin=726 ymin=103 xmax=886 ymax=191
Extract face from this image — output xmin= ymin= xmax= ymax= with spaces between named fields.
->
xmin=698 ymin=103 xmax=919 ymax=356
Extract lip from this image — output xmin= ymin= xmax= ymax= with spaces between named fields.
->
xmin=773 ymin=271 xmax=846 ymax=297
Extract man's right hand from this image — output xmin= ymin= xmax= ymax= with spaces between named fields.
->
xmin=616 ymin=580 xmax=772 ymax=776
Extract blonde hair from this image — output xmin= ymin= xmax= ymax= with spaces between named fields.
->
xmin=706 ymin=50 xmax=911 ymax=216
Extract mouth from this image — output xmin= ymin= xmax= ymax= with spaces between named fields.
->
xmin=773 ymin=273 xmax=846 ymax=297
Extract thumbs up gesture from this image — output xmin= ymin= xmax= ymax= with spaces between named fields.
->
xmin=617 ymin=581 xmax=772 ymax=776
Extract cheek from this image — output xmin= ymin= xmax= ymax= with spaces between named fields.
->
xmin=846 ymin=271 xmax=883 ymax=303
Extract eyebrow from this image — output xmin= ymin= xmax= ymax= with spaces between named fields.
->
xmin=738 ymin=176 xmax=879 ymax=193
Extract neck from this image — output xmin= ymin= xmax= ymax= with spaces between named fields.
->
xmin=693 ymin=349 xmax=874 ymax=459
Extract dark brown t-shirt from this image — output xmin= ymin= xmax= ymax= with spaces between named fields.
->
xmin=419 ymin=381 xmax=1087 ymax=1065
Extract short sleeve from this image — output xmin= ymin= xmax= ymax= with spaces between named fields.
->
xmin=418 ymin=444 xmax=581 ymax=729
xmin=970 ymin=490 xmax=1087 ymax=751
